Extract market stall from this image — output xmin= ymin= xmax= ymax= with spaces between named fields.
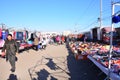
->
xmin=68 ymin=41 xmax=120 ymax=79
xmin=12 ymin=30 xmax=32 ymax=50
xmin=69 ymin=41 xmax=110 ymax=60
xmin=88 ymin=55 xmax=120 ymax=80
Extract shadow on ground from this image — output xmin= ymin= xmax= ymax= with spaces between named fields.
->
xmin=28 ymin=55 xmax=70 ymax=80
xmin=7 ymin=74 xmax=18 ymax=80
xmin=28 ymin=43 xmax=106 ymax=80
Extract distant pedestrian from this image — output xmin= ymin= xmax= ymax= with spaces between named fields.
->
xmin=33 ymin=37 xmax=39 ymax=51
xmin=53 ymin=36 xmax=56 ymax=43
xmin=56 ymin=35 xmax=61 ymax=45
xmin=42 ymin=38 xmax=47 ymax=49
xmin=61 ymin=36 xmax=65 ymax=44
xmin=2 ymin=34 xmax=19 ymax=72
xmin=84 ymin=36 xmax=87 ymax=43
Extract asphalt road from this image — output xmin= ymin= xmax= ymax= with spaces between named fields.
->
xmin=0 ymin=44 xmax=106 ymax=80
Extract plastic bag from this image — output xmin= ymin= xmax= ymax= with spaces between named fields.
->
xmin=1 ymin=52 xmax=5 ymax=57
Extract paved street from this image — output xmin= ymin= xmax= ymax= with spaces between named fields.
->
xmin=0 ymin=44 xmax=106 ymax=80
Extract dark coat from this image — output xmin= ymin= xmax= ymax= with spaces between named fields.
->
xmin=2 ymin=39 xmax=19 ymax=61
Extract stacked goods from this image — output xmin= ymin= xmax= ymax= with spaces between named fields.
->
xmin=69 ymin=41 xmax=120 ymax=76
xmin=89 ymin=45 xmax=120 ymax=76
xmin=93 ymin=46 xmax=120 ymax=74
xmin=69 ymin=42 xmax=93 ymax=60
xmin=69 ymin=42 xmax=111 ymax=56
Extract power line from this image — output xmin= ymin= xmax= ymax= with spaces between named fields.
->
xmin=83 ymin=2 xmax=111 ymax=25
xmin=75 ymin=0 xmax=97 ymax=24
xmin=72 ymin=0 xmax=114 ymax=33
xmin=79 ymin=20 xmax=98 ymax=32
xmin=80 ymin=0 xmax=97 ymax=17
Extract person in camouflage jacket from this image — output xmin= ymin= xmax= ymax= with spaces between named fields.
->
xmin=2 ymin=34 xmax=19 ymax=72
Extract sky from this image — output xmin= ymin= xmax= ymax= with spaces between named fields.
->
xmin=0 ymin=0 xmax=120 ymax=33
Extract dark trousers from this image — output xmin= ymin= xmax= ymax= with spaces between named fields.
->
xmin=33 ymin=45 xmax=38 ymax=51
xmin=8 ymin=55 xmax=16 ymax=70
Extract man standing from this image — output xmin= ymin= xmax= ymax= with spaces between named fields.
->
xmin=33 ymin=37 xmax=39 ymax=51
xmin=2 ymin=34 xmax=19 ymax=72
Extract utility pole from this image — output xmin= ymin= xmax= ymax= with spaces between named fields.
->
xmin=98 ymin=0 xmax=102 ymax=41
xmin=107 ymin=1 xmax=114 ymax=80
xmin=100 ymin=0 xmax=102 ymax=40
xmin=100 ymin=0 xmax=102 ymax=29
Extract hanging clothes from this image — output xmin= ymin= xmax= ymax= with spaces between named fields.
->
xmin=2 ymin=31 xmax=6 ymax=40
xmin=13 ymin=31 xmax=16 ymax=39
xmin=26 ymin=31 xmax=29 ymax=40
xmin=16 ymin=32 xmax=23 ymax=40
xmin=0 ymin=28 xmax=2 ymax=39
xmin=5 ymin=30 xmax=9 ymax=38
xmin=23 ymin=31 xmax=26 ymax=40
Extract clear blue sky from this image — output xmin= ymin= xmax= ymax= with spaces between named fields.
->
xmin=0 ymin=0 xmax=120 ymax=32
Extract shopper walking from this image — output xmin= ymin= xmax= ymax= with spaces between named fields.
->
xmin=2 ymin=34 xmax=19 ymax=72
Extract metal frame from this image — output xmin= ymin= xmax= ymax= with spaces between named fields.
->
xmin=107 ymin=1 xmax=120 ymax=80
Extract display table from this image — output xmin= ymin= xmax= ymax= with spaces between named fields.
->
xmin=88 ymin=55 xmax=120 ymax=80
xmin=19 ymin=46 xmax=24 ymax=50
